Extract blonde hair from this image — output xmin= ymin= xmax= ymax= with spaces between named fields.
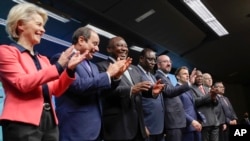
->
xmin=5 ymin=3 xmax=48 ymax=41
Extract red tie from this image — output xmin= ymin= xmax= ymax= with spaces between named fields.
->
xmin=199 ymin=85 xmax=205 ymax=94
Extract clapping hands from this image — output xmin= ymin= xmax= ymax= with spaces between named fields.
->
xmin=57 ymin=45 xmax=89 ymax=70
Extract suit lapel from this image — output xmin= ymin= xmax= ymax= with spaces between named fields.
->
xmin=81 ymin=61 xmax=93 ymax=76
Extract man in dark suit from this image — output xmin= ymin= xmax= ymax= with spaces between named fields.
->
xmin=191 ymin=70 xmax=220 ymax=141
xmin=154 ymin=55 xmax=195 ymax=141
xmin=50 ymin=27 xmax=130 ymax=141
xmin=136 ymin=48 xmax=165 ymax=141
xmin=97 ymin=37 xmax=164 ymax=141
xmin=177 ymin=66 xmax=202 ymax=141
xmin=214 ymin=81 xmax=237 ymax=141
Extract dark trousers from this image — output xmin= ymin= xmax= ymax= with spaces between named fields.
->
xmin=182 ymin=131 xmax=202 ymax=141
xmin=165 ymin=129 xmax=182 ymax=141
xmin=105 ymin=126 xmax=145 ymax=141
xmin=2 ymin=109 xmax=58 ymax=141
xmin=146 ymin=133 xmax=164 ymax=141
xmin=201 ymin=126 xmax=219 ymax=141
xmin=219 ymin=126 xmax=229 ymax=141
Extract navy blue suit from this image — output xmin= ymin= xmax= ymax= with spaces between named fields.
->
xmin=155 ymin=70 xmax=190 ymax=141
xmin=180 ymin=89 xmax=202 ymax=141
xmin=50 ymin=53 xmax=111 ymax=141
xmin=136 ymin=66 xmax=165 ymax=140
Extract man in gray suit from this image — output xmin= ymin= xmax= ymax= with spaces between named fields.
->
xmin=155 ymin=55 xmax=196 ymax=141
xmin=191 ymin=70 xmax=220 ymax=141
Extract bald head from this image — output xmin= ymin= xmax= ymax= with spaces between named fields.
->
xmin=157 ymin=55 xmax=172 ymax=73
xmin=203 ymin=73 xmax=213 ymax=88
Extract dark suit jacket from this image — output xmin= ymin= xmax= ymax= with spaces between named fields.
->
xmin=136 ymin=67 xmax=165 ymax=135
xmin=215 ymin=95 xmax=226 ymax=125
xmin=97 ymin=59 xmax=148 ymax=140
xmin=155 ymin=70 xmax=190 ymax=130
xmin=180 ymin=90 xmax=202 ymax=132
xmin=191 ymin=85 xmax=220 ymax=127
xmin=217 ymin=95 xmax=238 ymax=124
xmin=51 ymin=53 xmax=111 ymax=141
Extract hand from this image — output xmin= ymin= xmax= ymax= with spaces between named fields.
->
xmin=230 ymin=119 xmax=237 ymax=125
xmin=222 ymin=124 xmax=227 ymax=131
xmin=114 ymin=57 xmax=133 ymax=78
xmin=131 ymin=81 xmax=152 ymax=95
xmin=106 ymin=57 xmax=132 ymax=78
xmin=67 ymin=49 xmax=89 ymax=70
xmin=57 ymin=45 xmax=75 ymax=68
xmin=145 ymin=126 xmax=150 ymax=137
xmin=152 ymin=79 xmax=165 ymax=96
xmin=189 ymin=68 xmax=197 ymax=84
xmin=191 ymin=120 xmax=202 ymax=132
xmin=209 ymin=86 xmax=219 ymax=100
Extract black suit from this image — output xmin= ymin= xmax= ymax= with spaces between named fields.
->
xmin=97 ymin=58 xmax=147 ymax=141
xmin=155 ymin=70 xmax=191 ymax=141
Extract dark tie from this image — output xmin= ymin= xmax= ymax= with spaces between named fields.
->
xmin=166 ymin=75 xmax=174 ymax=86
xmin=222 ymin=96 xmax=229 ymax=106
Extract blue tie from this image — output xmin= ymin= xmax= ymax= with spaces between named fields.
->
xmin=84 ymin=60 xmax=91 ymax=72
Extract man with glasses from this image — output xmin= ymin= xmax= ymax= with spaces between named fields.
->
xmin=214 ymin=81 xmax=237 ymax=141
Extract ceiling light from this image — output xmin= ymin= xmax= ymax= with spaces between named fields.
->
xmin=85 ymin=24 xmax=116 ymax=39
xmin=0 ymin=18 xmax=108 ymax=59
xmin=135 ymin=9 xmax=155 ymax=23
xmin=130 ymin=46 xmax=144 ymax=52
xmin=12 ymin=0 xmax=70 ymax=23
xmin=183 ymin=0 xmax=228 ymax=36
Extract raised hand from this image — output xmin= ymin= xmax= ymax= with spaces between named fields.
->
xmin=57 ymin=45 xmax=75 ymax=68
xmin=209 ymin=86 xmax=219 ymax=100
xmin=152 ymin=79 xmax=165 ymax=96
xmin=189 ymin=68 xmax=197 ymax=84
xmin=67 ymin=49 xmax=89 ymax=70
xmin=106 ymin=57 xmax=132 ymax=78
xmin=114 ymin=57 xmax=132 ymax=78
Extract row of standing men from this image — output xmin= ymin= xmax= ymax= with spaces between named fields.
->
xmin=0 ymin=3 xmax=238 ymax=141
